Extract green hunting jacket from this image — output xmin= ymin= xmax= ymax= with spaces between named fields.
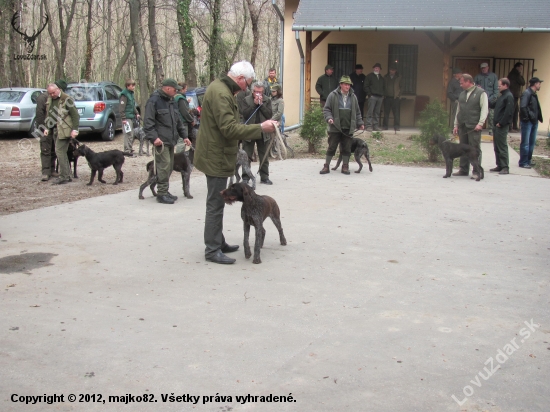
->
xmin=194 ymin=76 xmax=263 ymax=177
xmin=45 ymin=92 xmax=79 ymax=139
xmin=315 ymin=73 xmax=339 ymax=101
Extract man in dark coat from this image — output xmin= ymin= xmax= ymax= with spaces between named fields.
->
xmin=519 ymin=77 xmax=543 ymax=168
xmin=143 ymin=78 xmax=191 ymax=204
xmin=194 ymin=60 xmax=277 ymax=264
xmin=447 ymin=67 xmax=463 ymax=127
xmin=349 ymin=64 xmax=366 ymax=119
xmin=363 ymin=63 xmax=385 ymax=131
xmin=490 ymin=78 xmax=514 ymax=174
xmin=383 ymin=64 xmax=402 ymax=130
xmin=119 ymin=78 xmax=140 ymax=156
xmin=320 ymin=76 xmax=364 ymax=175
xmin=507 ymin=62 xmax=525 ymax=132
xmin=315 ymin=65 xmax=339 ymax=107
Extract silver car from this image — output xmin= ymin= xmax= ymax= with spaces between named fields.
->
xmin=0 ymin=87 xmax=46 ymax=135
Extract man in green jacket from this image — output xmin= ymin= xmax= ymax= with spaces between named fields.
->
xmin=315 ymin=65 xmax=338 ymax=107
xmin=194 ymin=60 xmax=278 ymax=265
xmin=364 ymin=63 xmax=385 ymax=131
xmin=119 ymin=78 xmax=140 ymax=156
xmin=44 ymin=83 xmax=80 ymax=185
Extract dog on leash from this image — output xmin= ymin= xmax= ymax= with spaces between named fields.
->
xmin=138 ymin=150 xmax=193 ymax=200
xmin=73 ymin=144 xmax=132 ymax=185
xmin=430 ymin=134 xmax=484 ymax=181
xmin=229 ymin=146 xmax=256 ymax=189
xmin=132 ymin=125 xmax=150 ymax=156
xmin=220 ymin=182 xmax=286 ymax=264
xmin=332 ymin=137 xmax=373 ymax=173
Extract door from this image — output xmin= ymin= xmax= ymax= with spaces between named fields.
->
xmin=104 ymin=85 xmax=121 ymax=128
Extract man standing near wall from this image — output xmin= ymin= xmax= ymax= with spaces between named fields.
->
xmin=474 ymin=62 xmax=498 ymax=135
xmin=490 ymin=78 xmax=514 ymax=175
xmin=263 ymin=68 xmax=278 ymax=95
xmin=447 ymin=67 xmax=463 ymax=128
xmin=349 ymin=64 xmax=366 ymax=119
xmin=452 ymin=74 xmax=488 ymax=179
xmin=315 ymin=65 xmax=338 ymax=108
xmin=363 ymin=63 xmax=385 ymax=131
xmin=507 ymin=62 xmax=525 ymax=133
xmin=383 ymin=64 xmax=401 ymax=131
xmin=518 ymin=77 xmax=543 ymax=169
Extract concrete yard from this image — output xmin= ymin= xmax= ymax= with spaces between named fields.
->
xmin=1 ymin=144 xmax=549 ymax=412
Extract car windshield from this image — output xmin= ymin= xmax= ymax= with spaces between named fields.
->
xmin=0 ymin=91 xmax=25 ymax=103
xmin=66 ymin=87 xmax=101 ymax=102
xmin=188 ymin=95 xmax=199 ymax=109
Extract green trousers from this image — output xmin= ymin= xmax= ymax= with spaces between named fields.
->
xmin=55 ymin=137 xmax=71 ymax=181
xmin=154 ymin=145 xmax=174 ymax=195
xmin=458 ymin=124 xmax=482 ymax=174
xmin=40 ymin=128 xmax=57 ymax=176
xmin=492 ymin=126 xmax=509 ymax=168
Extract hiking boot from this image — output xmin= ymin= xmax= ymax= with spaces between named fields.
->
xmin=499 ymin=168 xmax=509 ymax=175
xmin=260 ymin=178 xmax=273 ymax=185
xmin=51 ymin=178 xmax=71 ymax=185
xmin=157 ymin=194 xmax=175 ymax=204
xmin=41 ymin=174 xmax=50 ymax=181
xmin=341 ymin=164 xmax=350 ymax=175
xmin=167 ymin=192 xmax=178 ymax=201
xmin=490 ymin=167 xmax=502 ymax=172
xmin=452 ymin=170 xmax=468 ymax=176
xmin=320 ymin=164 xmax=330 ymax=174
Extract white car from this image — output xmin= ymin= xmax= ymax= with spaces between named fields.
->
xmin=0 ymin=87 xmax=46 ymax=135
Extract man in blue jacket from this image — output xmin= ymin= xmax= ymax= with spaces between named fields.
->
xmin=519 ymin=77 xmax=543 ymax=169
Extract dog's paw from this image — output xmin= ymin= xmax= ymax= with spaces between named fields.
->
xmin=354 ymin=170 xmax=360 ymax=173
xmin=113 ymin=182 xmax=118 ymax=185
xmin=86 ymin=183 xmax=92 ymax=186
xmin=185 ymin=194 xmax=193 ymax=199
xmin=443 ymin=175 xmax=448 ymax=178
xmin=139 ymin=195 xmax=144 ymax=200
xmin=253 ymin=257 xmax=262 ymax=264
xmin=281 ymin=240 xmax=287 ymax=246
xmin=244 ymin=252 xmax=251 ymax=259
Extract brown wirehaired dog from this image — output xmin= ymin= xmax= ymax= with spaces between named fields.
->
xmin=220 ymin=183 xmax=286 ymax=264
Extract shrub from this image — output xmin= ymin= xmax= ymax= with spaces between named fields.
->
xmin=418 ymin=100 xmax=450 ymax=162
xmin=299 ymin=105 xmax=327 ymax=153
xmin=371 ymin=131 xmax=384 ymax=140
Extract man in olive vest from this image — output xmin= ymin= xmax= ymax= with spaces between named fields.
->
xmin=452 ymin=74 xmax=488 ymax=179
xmin=44 ymin=83 xmax=80 ymax=185
xmin=119 ymin=78 xmax=140 ymax=156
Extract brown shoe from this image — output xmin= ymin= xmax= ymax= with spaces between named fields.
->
xmin=320 ymin=164 xmax=330 ymax=174
xmin=499 ymin=168 xmax=509 ymax=175
xmin=452 ymin=170 xmax=468 ymax=177
xmin=341 ymin=164 xmax=350 ymax=175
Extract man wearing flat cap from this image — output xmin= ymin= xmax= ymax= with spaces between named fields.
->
xmin=320 ymin=75 xmax=364 ymax=175
xmin=519 ymin=77 xmax=544 ymax=168
xmin=143 ymin=78 xmax=191 ymax=204
xmin=474 ymin=62 xmax=498 ymax=133
xmin=315 ymin=64 xmax=339 ymax=107
xmin=350 ymin=64 xmax=366 ymax=119
xmin=364 ymin=63 xmax=385 ymax=131
xmin=447 ymin=67 xmax=463 ymax=129
xmin=383 ymin=64 xmax=402 ymax=130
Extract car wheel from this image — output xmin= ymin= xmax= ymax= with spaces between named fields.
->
xmin=101 ymin=118 xmax=115 ymax=141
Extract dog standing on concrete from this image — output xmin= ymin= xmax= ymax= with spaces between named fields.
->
xmin=332 ymin=137 xmax=373 ymax=173
xmin=229 ymin=146 xmax=256 ymax=189
xmin=73 ymin=144 xmax=132 ymax=185
xmin=430 ymin=134 xmax=484 ymax=181
xmin=139 ymin=150 xmax=193 ymax=200
xmin=220 ymin=182 xmax=286 ymax=264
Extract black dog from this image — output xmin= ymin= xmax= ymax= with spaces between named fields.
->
xmin=138 ymin=151 xmax=193 ymax=200
xmin=430 ymin=134 xmax=484 ymax=181
xmin=332 ymin=137 xmax=373 ymax=173
xmin=132 ymin=125 xmax=150 ymax=156
xmin=220 ymin=182 xmax=286 ymax=264
xmin=73 ymin=144 xmax=132 ymax=185
xmin=55 ymin=139 xmax=80 ymax=178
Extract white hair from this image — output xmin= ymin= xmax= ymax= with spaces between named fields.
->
xmin=229 ymin=60 xmax=256 ymax=80
xmin=251 ymin=81 xmax=265 ymax=90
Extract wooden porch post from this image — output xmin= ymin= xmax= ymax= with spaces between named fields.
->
xmin=305 ymin=31 xmax=312 ymax=112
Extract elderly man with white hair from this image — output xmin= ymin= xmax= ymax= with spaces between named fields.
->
xmin=194 ymin=60 xmax=278 ymax=265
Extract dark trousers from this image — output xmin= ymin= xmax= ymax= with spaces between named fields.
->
xmin=511 ymin=98 xmax=520 ymax=130
xmin=243 ymin=138 xmax=269 ymax=180
xmin=204 ymin=175 xmax=229 ymax=259
xmin=326 ymin=132 xmax=352 ymax=157
xmin=366 ymin=95 xmax=383 ymax=128
xmin=492 ymin=125 xmax=509 ymax=168
xmin=458 ymin=124 xmax=482 ymax=174
xmin=358 ymin=101 xmax=365 ymax=119
xmin=40 ymin=128 xmax=57 ymax=176
xmin=383 ymin=97 xmax=400 ymax=128
xmin=154 ymin=145 xmax=174 ymax=195
xmin=320 ymin=100 xmax=326 ymax=108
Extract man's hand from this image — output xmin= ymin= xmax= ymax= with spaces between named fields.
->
xmin=260 ymin=120 xmax=277 ymax=133
xmin=496 ymin=123 xmax=501 ymax=128
xmin=328 ymin=119 xmax=334 ymax=125
xmin=474 ymin=124 xmax=483 ymax=132
xmin=153 ymin=138 xmax=163 ymax=147
xmin=359 ymin=125 xmax=365 ymax=130
xmin=184 ymin=138 xmax=192 ymax=146
xmin=122 ymin=120 xmax=128 ymax=124
xmin=452 ymin=127 xmax=458 ymax=135
xmin=136 ymin=114 xmax=141 ymax=120
xmin=44 ymin=129 xmax=49 ymax=136
xmin=70 ymin=130 xmax=78 ymax=138
xmin=254 ymin=93 xmax=263 ymax=105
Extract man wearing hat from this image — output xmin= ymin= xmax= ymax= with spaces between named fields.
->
xmin=518 ymin=77 xmax=544 ymax=168
xmin=320 ymin=75 xmax=364 ymax=175
xmin=315 ymin=65 xmax=339 ymax=107
xmin=447 ymin=67 xmax=463 ymax=128
xmin=363 ymin=63 xmax=385 ymax=131
xmin=383 ymin=64 xmax=402 ymax=130
xmin=349 ymin=64 xmax=366 ymax=119
xmin=35 ymin=79 xmax=67 ymax=181
xmin=474 ymin=62 xmax=498 ymax=133
xmin=143 ymin=78 xmax=191 ymax=204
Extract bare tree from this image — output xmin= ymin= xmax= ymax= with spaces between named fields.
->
xmin=44 ymin=0 xmax=78 ymax=79
xmin=82 ymin=0 xmax=93 ymax=81
xmin=147 ymin=0 xmax=164 ymax=87
xmin=129 ymin=0 xmax=149 ymax=108
xmin=176 ymin=0 xmax=197 ymax=86
xmin=244 ymin=0 xmax=268 ymax=67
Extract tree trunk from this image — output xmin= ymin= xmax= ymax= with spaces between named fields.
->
xmin=129 ymin=0 xmax=149 ymax=110
xmin=176 ymin=0 xmax=197 ymax=86
xmin=113 ymin=35 xmax=134 ymax=85
xmin=8 ymin=0 xmax=20 ymax=86
xmin=208 ymin=0 xmax=222 ymax=82
xmin=229 ymin=0 xmax=248 ymax=64
xmin=44 ymin=0 xmax=78 ymax=79
xmin=245 ymin=0 xmax=268 ymax=67
xmin=147 ymin=0 xmax=164 ymax=87
xmin=82 ymin=0 xmax=93 ymax=81
xmin=0 ymin=5 xmax=8 ymax=87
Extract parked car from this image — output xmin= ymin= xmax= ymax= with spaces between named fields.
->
xmin=66 ymin=81 xmax=127 ymax=141
xmin=186 ymin=86 xmax=206 ymax=119
xmin=0 ymin=87 xmax=46 ymax=136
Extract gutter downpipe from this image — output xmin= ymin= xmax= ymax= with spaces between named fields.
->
xmin=271 ymin=1 xmax=284 ymax=86
xmin=284 ymin=30 xmax=305 ymax=132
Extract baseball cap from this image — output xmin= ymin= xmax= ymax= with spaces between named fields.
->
xmin=480 ymin=63 xmax=489 ymax=68
xmin=162 ymin=78 xmax=182 ymax=90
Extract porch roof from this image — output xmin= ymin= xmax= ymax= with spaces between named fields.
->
xmin=291 ymin=0 xmax=550 ymax=32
